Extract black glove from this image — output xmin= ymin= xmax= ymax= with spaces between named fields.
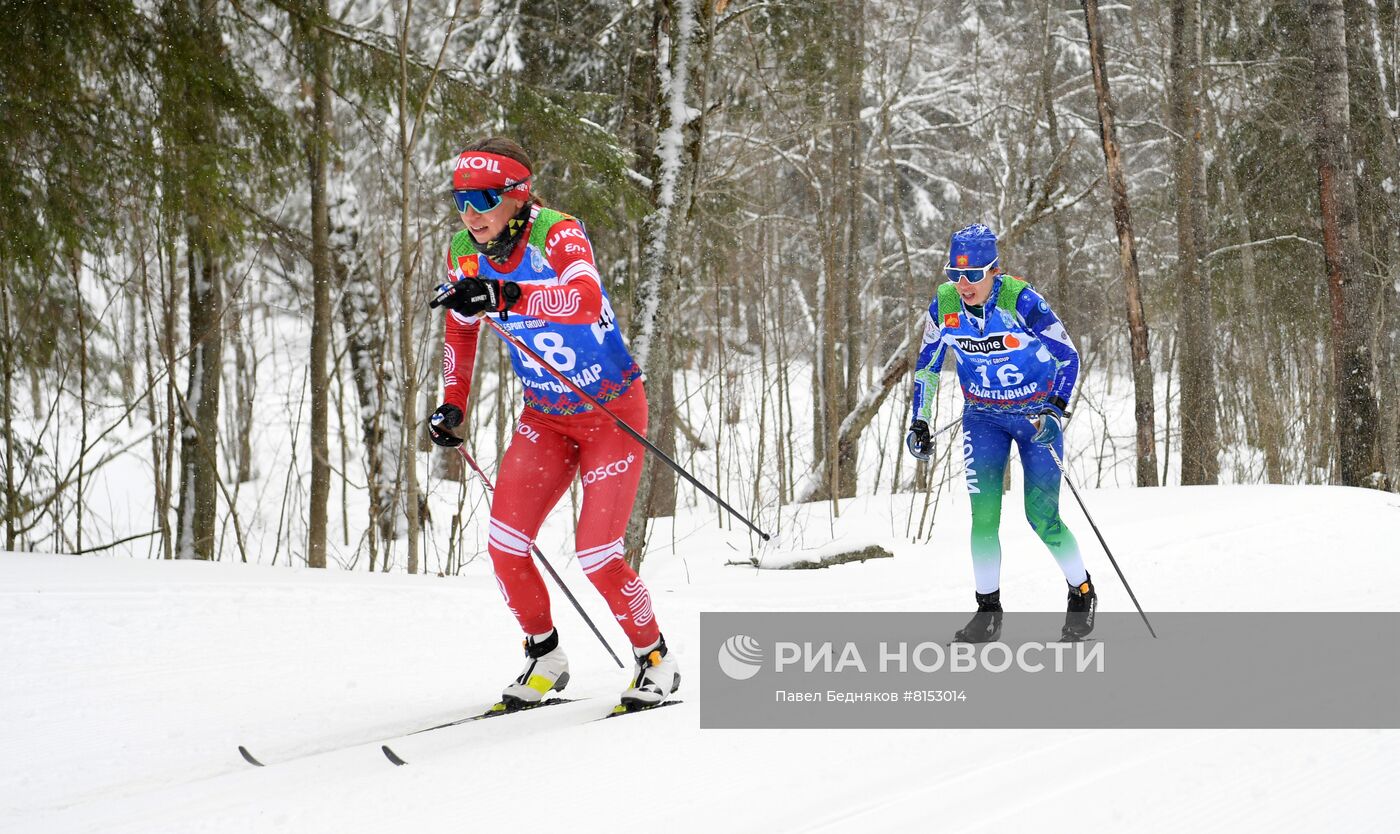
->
xmin=429 ymin=403 xmax=464 ymax=447
xmin=431 ymin=277 xmax=521 ymax=318
xmin=906 ymin=419 xmax=933 ymax=461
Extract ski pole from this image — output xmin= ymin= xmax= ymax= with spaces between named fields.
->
xmin=455 ymin=444 xmax=625 ymax=669
xmin=473 ymin=313 xmax=772 ymax=541
xmin=1045 ymin=442 xmax=1158 ymax=638
xmin=929 ymin=416 xmax=962 ymax=442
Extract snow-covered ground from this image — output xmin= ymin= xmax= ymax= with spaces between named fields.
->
xmin=3 ymin=483 xmax=1398 ymax=833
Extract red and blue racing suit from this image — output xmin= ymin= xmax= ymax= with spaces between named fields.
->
xmin=441 ymin=205 xmax=658 ymax=648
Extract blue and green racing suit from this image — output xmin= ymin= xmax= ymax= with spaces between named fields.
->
xmin=910 ymin=275 xmax=1088 ymax=595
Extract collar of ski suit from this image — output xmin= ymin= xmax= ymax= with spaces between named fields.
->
xmin=479 ymin=203 xmax=538 ymax=268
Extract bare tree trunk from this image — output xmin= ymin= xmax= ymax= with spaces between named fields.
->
xmin=1309 ymin=0 xmax=1382 ymax=487
xmin=229 ymin=304 xmax=256 ymax=484
xmin=337 ymin=244 xmax=396 ymax=555
xmin=2 ymin=281 xmax=14 ymax=550
xmin=175 ymin=230 xmax=222 ymax=559
xmin=160 ymin=226 xmax=179 ymax=560
xmin=148 ymin=220 xmax=178 ymax=560
xmin=640 ymin=335 xmax=677 ymax=518
xmin=396 ymin=6 xmax=421 ymax=575
xmin=1345 ymin=0 xmax=1400 ymax=490
xmin=1081 ymin=0 xmax=1159 ymax=487
xmin=811 ymin=0 xmax=864 ymax=508
xmin=1039 ymin=0 xmax=1075 ymax=325
xmin=1170 ymin=0 xmax=1219 ymax=485
xmin=817 ymin=220 xmax=840 ymax=508
xmin=170 ymin=0 xmax=226 ymax=560
xmin=834 ymin=0 xmax=865 ymax=499
xmin=421 ymin=307 xmax=444 ymax=457
xmin=305 ymin=0 xmax=334 ymax=569
xmin=624 ymin=0 xmax=698 ymax=568
xmin=72 ymin=250 xmax=88 ymax=553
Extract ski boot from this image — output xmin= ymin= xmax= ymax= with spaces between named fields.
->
xmin=500 ymin=629 xmax=570 ymax=710
xmin=1061 ymin=573 xmax=1097 ymax=641
xmin=620 ymin=634 xmax=681 ymax=710
xmin=952 ymin=590 xmax=1004 ymax=643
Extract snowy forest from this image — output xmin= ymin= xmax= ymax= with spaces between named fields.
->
xmin=4 ymin=0 xmax=1399 ymax=573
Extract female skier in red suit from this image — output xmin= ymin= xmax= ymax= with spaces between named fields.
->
xmin=429 ymin=137 xmax=679 ymax=711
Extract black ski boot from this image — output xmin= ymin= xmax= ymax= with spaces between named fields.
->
xmin=1061 ymin=573 xmax=1097 ymax=641
xmin=952 ymin=590 xmax=1003 ymax=643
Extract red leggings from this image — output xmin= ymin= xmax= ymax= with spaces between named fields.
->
xmin=486 ymin=383 xmax=660 ymax=649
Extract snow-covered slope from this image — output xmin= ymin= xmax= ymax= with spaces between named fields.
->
xmin=3 ymin=484 xmax=1398 ymax=833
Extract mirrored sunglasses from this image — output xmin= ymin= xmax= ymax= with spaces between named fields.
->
xmin=943 ymin=260 xmax=998 ymax=284
xmin=453 ymin=188 xmax=504 ymax=214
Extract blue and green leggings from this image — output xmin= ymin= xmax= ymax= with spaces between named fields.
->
xmin=961 ymin=409 xmax=1088 ymax=594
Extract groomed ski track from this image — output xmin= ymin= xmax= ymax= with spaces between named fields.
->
xmin=2 ymin=484 xmax=1397 ymax=832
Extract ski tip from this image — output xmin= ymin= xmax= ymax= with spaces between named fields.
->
xmin=238 ymin=746 xmax=265 ymax=767
xmin=382 ymin=745 xmax=408 ymax=766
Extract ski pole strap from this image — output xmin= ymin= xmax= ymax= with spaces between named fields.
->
xmin=480 ymin=316 xmax=772 ymax=541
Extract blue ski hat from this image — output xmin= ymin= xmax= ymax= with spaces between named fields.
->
xmin=948 ymin=224 xmax=999 ymax=270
